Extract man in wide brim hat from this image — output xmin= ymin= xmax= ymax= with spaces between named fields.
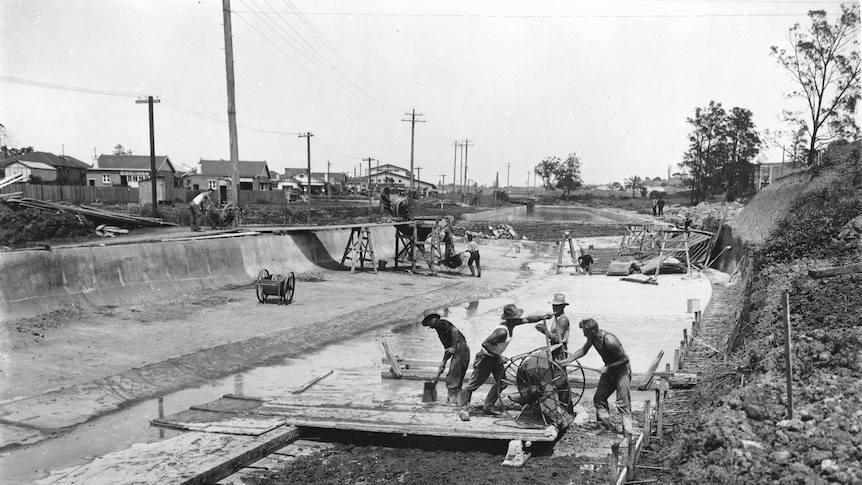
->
xmin=536 ymin=294 xmax=571 ymax=361
xmin=421 ymin=310 xmax=470 ymax=404
xmin=458 ymin=303 xmax=553 ymax=415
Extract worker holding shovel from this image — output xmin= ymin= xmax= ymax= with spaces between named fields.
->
xmin=421 ymin=310 xmax=470 ymax=405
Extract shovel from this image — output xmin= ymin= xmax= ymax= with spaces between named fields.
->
xmin=422 ymin=369 xmax=445 ymax=403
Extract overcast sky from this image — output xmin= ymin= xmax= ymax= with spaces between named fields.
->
xmin=0 ymin=0 xmax=851 ymax=187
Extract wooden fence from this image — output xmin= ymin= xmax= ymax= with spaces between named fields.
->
xmin=0 ymin=183 xmax=140 ymax=204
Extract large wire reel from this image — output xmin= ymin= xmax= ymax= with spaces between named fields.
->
xmin=496 ymin=348 xmax=586 ymax=429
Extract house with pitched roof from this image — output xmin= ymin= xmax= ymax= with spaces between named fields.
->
xmin=90 ymin=154 xmax=178 ymax=189
xmin=343 ymin=163 xmax=436 ymax=196
xmin=183 ymin=159 xmax=272 ymax=202
xmin=0 ymin=151 xmax=90 ymax=185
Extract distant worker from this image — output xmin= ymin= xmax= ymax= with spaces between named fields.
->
xmin=651 ymin=198 xmax=658 ymax=216
xmin=560 ymin=318 xmax=632 ymax=435
xmin=380 ymin=187 xmax=393 ymax=216
xmin=458 ymin=304 xmax=553 ymax=416
xmin=657 ymin=198 xmax=666 ymax=217
xmin=421 ymin=311 xmax=470 ymax=405
xmin=189 ymin=188 xmax=214 ymax=232
xmin=467 ymin=233 xmax=481 ymax=277
xmin=534 ymin=293 xmax=571 ymax=361
xmin=683 ymin=215 xmax=693 ymax=234
xmin=578 ymin=252 xmax=594 ymax=274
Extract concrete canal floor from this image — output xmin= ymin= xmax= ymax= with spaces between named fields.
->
xmin=0 ymin=235 xmax=710 ymax=484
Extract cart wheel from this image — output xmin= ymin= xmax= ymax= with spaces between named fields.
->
xmin=222 ymin=202 xmax=241 ymax=228
xmin=284 ymin=272 xmax=295 ymax=304
xmin=256 ymin=284 xmax=267 ymax=303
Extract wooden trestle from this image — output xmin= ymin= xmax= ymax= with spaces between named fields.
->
xmin=393 ymin=216 xmax=446 ymax=274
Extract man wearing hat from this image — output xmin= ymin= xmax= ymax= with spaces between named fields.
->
xmin=421 ymin=310 xmax=470 ymax=405
xmin=535 ymin=293 xmax=571 ymax=361
xmin=458 ymin=303 xmax=553 ymax=415
xmin=560 ymin=318 xmax=633 ymax=435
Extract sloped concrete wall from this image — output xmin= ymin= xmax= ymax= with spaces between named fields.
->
xmin=0 ymin=225 xmax=397 ymax=322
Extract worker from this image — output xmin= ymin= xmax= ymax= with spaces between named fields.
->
xmin=578 ymin=252 xmax=594 ymax=274
xmin=458 ymin=304 xmax=553 ymax=416
xmin=560 ymin=318 xmax=633 ymax=435
xmin=466 ymin=233 xmax=481 ymax=277
xmin=189 ymin=188 xmax=214 ymax=232
xmin=380 ymin=187 xmax=393 ymax=216
xmin=421 ymin=310 xmax=470 ymax=405
xmin=534 ymin=293 xmax=571 ymax=361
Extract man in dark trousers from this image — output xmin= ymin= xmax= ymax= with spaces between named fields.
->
xmin=421 ymin=310 xmax=470 ymax=405
xmin=458 ymin=304 xmax=553 ymax=415
xmin=560 ymin=318 xmax=633 ymax=435
xmin=534 ymin=293 xmax=571 ymax=361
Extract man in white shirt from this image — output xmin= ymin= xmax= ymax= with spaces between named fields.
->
xmin=189 ymin=188 xmax=214 ymax=232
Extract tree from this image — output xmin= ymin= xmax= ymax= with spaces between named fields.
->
xmin=624 ymin=175 xmax=643 ymax=198
xmin=771 ymin=4 xmax=860 ymax=166
xmin=554 ymin=152 xmax=583 ymax=198
xmin=723 ymin=108 xmax=761 ymax=201
xmin=113 ymin=144 xmax=132 ymax=155
xmin=534 ymin=157 xmax=560 ymax=190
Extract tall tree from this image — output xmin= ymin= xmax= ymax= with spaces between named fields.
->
xmin=723 ymin=108 xmax=762 ymax=201
xmin=554 ymin=152 xmax=583 ymax=198
xmin=771 ymin=4 xmax=860 ymax=166
xmin=624 ymin=175 xmax=643 ymax=198
xmin=681 ymin=101 xmax=727 ymax=203
xmin=534 ymin=157 xmax=560 ymax=190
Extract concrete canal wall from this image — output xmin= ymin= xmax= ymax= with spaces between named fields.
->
xmin=0 ymin=225 xmax=398 ymax=322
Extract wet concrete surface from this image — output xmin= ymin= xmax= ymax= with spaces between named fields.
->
xmin=1 ymin=233 xmax=710 ymax=484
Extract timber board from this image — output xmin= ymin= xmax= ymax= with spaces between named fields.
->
xmin=151 ymin=408 xmax=286 ymax=436
xmin=255 ymin=402 xmax=559 ymax=441
xmin=44 ymin=427 xmax=300 ymax=485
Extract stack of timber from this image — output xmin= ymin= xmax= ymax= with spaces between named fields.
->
xmin=0 ymin=195 xmax=176 ymax=228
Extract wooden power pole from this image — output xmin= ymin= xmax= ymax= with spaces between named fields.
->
xmin=222 ymin=0 xmax=240 ymax=205
xmin=402 ymin=109 xmax=425 ymax=195
xmin=299 ymin=132 xmax=314 ymax=223
xmin=135 ymin=95 xmax=160 ymax=217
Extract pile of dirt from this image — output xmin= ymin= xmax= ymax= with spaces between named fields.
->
xmin=641 ymin=147 xmax=862 ymax=484
xmin=0 ymin=203 xmax=95 ymax=248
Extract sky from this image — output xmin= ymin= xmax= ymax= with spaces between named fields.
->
xmin=0 ymin=0 xmax=854 ymax=187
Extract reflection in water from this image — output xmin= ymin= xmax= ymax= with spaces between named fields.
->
xmin=157 ymin=397 xmax=164 ymax=440
xmin=466 ymin=301 xmax=479 ymax=317
xmin=235 ymin=373 xmax=244 ymax=397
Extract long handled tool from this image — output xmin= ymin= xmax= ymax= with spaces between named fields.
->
xmin=423 ymin=367 xmax=445 ymax=402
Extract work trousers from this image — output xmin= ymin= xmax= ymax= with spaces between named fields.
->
xmin=468 ymin=251 xmax=481 ymax=276
xmin=445 ymin=343 xmax=470 ymax=404
xmin=594 ymin=369 xmax=633 ymax=434
xmin=189 ymin=203 xmax=202 ymax=231
xmin=459 ymin=352 xmax=504 ymax=408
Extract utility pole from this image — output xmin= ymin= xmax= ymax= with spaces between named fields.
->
xmin=506 ymin=162 xmax=511 ymax=190
xmin=364 ymin=157 xmax=375 ymax=215
xmin=298 ymin=132 xmax=313 ymax=223
xmin=327 ymin=160 xmax=331 ymax=199
xmin=462 ymin=138 xmax=473 ymax=196
xmin=401 ymin=109 xmax=425 ymax=194
xmin=440 ymin=174 xmax=446 ymax=194
xmin=451 ymin=140 xmax=460 ymax=196
xmin=415 ymin=166 xmax=422 ymax=191
xmin=222 ymin=0 xmax=240 ymax=205
xmin=135 ymin=95 xmax=160 ymax=217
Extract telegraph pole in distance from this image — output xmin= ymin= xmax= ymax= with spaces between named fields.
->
xmin=401 ymin=109 xmax=425 ymax=194
xmin=440 ymin=174 xmax=446 ymax=194
xmin=299 ymin=132 xmax=313 ymax=223
xmin=462 ymin=138 xmax=473 ymax=196
xmin=415 ymin=167 xmax=422 ymax=191
xmin=222 ymin=0 xmax=240 ymax=205
xmin=451 ymin=141 xmax=460 ymax=196
xmin=506 ymin=162 xmax=511 ymax=190
xmin=135 ymin=96 xmax=160 ymax=217
xmin=364 ymin=157 xmax=375 ymax=215
xmin=327 ymin=160 xmax=331 ymax=199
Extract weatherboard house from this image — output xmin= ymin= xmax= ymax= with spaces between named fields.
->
xmin=345 ymin=163 xmax=437 ymax=196
xmin=183 ymin=159 xmax=272 ymax=202
xmin=0 ymin=151 xmax=90 ymax=185
xmin=91 ymin=155 xmax=179 ymax=189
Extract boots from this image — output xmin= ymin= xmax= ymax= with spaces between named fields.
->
xmin=458 ymin=389 xmax=473 ymax=408
xmin=448 ymin=389 xmax=460 ymax=405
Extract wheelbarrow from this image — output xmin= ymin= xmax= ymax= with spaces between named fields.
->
xmin=255 ymin=269 xmax=296 ymax=305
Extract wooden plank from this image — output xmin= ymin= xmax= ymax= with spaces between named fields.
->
xmin=291 ymin=370 xmax=334 ymax=394
xmin=150 ymin=408 xmax=286 ymax=436
xmin=808 ymin=262 xmax=862 ymax=279
xmin=256 ymin=403 xmax=559 ymax=441
xmin=381 ymin=341 xmax=403 ymax=378
xmin=46 ymin=427 xmax=300 ymax=485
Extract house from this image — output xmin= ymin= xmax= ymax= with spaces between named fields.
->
xmin=757 ymin=161 xmax=799 ymax=190
xmin=345 ymin=163 xmax=436 ymax=196
xmin=277 ymin=168 xmax=340 ymax=195
xmin=0 ymin=151 xmax=90 ymax=184
xmin=184 ymin=159 xmax=272 ymax=202
xmin=91 ymin=155 xmax=178 ymax=189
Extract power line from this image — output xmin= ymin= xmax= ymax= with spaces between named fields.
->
xmin=233 ymin=10 xmax=827 ymax=19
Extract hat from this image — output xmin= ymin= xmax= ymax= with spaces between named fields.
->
xmin=549 ymin=294 xmax=569 ymax=306
xmin=421 ymin=310 xmax=441 ymax=326
xmin=500 ymin=304 xmax=524 ymax=320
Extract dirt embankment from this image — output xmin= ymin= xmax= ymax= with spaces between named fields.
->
xmin=641 ymin=141 xmax=862 ymax=484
